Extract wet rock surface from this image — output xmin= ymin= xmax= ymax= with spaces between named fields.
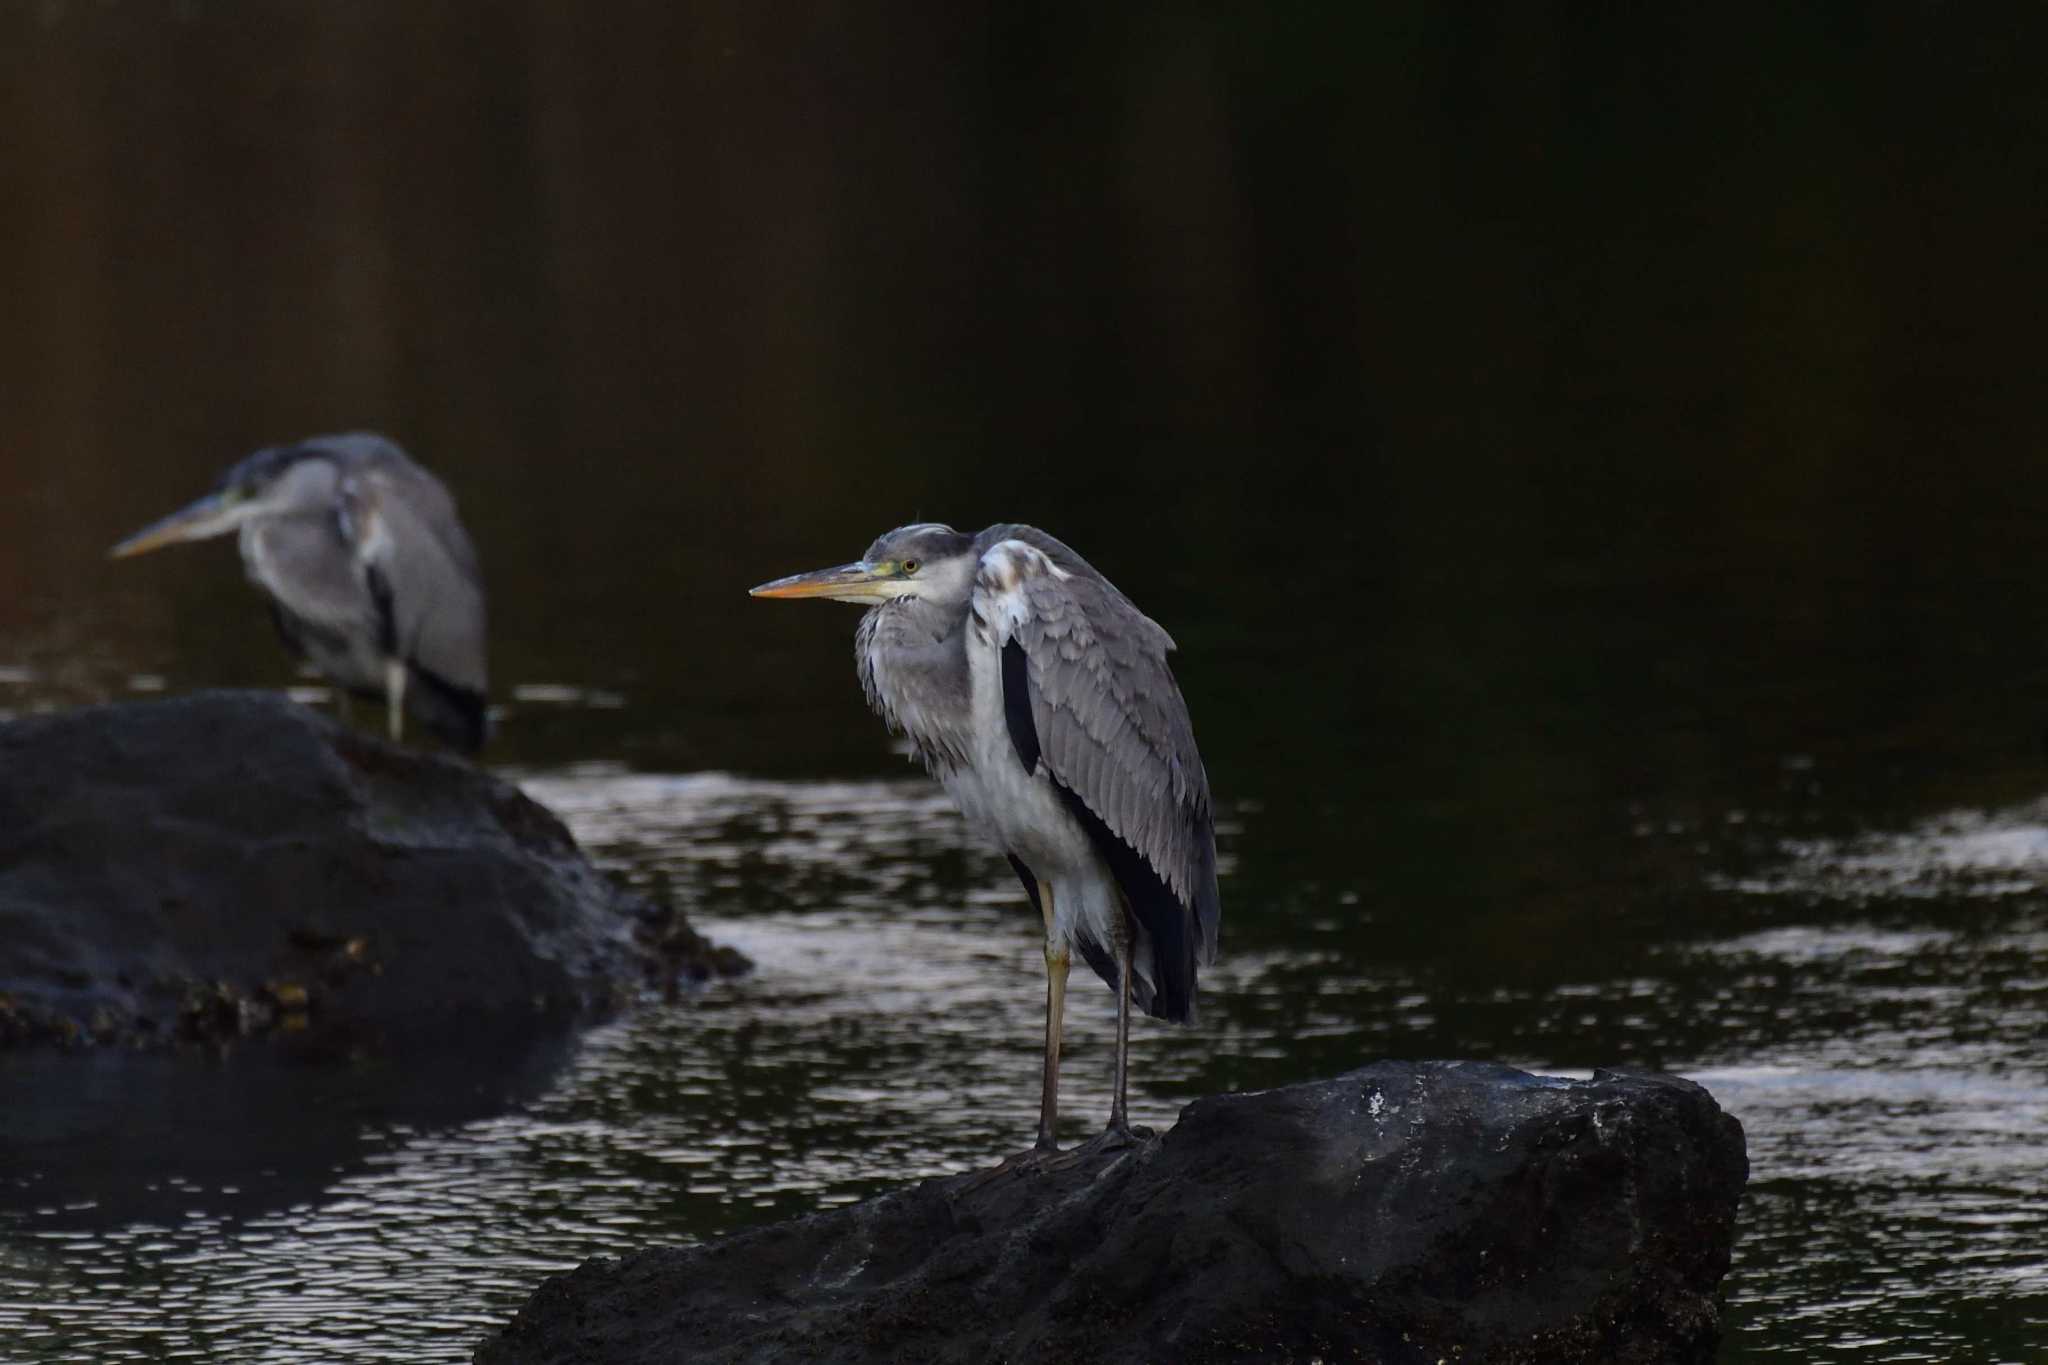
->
xmin=476 ymin=1061 xmax=1747 ymax=1365
xmin=0 ymin=690 xmax=745 ymax=1047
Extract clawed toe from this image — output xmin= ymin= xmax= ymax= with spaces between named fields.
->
xmin=1038 ymin=1121 xmax=1153 ymax=1171
xmin=956 ymin=1120 xmax=1156 ymax=1190
xmin=957 ymin=1142 xmax=1058 ymax=1192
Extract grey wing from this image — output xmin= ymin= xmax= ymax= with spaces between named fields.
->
xmin=975 ymin=532 xmax=1221 ymax=965
xmin=340 ymin=464 xmax=488 ymax=696
xmin=243 ymin=515 xmax=384 ymax=686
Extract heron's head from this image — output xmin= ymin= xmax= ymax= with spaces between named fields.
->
xmin=750 ymin=523 xmax=979 ymax=607
xmin=107 ymin=439 xmax=355 ymax=559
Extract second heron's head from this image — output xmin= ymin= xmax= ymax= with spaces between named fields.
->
xmin=107 ymin=438 xmax=370 ymax=559
xmin=750 ymin=523 xmax=979 ymax=607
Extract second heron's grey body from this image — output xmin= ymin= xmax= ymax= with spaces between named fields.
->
xmin=853 ymin=524 xmax=1219 ymax=1021
xmin=243 ymin=440 xmax=482 ymax=698
xmin=111 ymin=432 xmax=488 ymax=751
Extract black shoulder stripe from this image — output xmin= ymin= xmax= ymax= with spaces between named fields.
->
xmin=1001 ymin=638 xmax=1040 ymax=774
xmin=365 ymin=564 xmax=399 ymax=656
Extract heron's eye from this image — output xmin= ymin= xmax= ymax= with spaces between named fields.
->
xmin=901 ymin=559 xmax=921 ymax=574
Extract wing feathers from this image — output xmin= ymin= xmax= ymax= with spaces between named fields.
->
xmin=340 ymin=462 xmax=488 ymax=700
xmin=975 ymin=527 xmax=1222 ymax=1006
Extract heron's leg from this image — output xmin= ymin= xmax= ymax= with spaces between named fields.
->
xmin=1036 ymin=909 xmax=1145 ymax=1169
xmin=1036 ymin=880 xmax=1068 ymax=1153
xmin=1107 ymin=926 xmax=1134 ymax=1139
xmin=384 ymin=660 xmax=407 ymax=743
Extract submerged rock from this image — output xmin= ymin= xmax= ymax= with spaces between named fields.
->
xmin=476 ymin=1062 xmax=1746 ymax=1365
xmin=0 ymin=690 xmax=745 ymax=1047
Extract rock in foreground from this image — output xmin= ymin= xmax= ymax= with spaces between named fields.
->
xmin=0 ymin=690 xmax=743 ymax=1046
xmin=477 ymin=1061 xmax=1747 ymax=1365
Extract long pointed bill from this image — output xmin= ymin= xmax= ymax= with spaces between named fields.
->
xmin=108 ymin=492 xmax=242 ymax=559
xmin=748 ymin=562 xmax=892 ymax=603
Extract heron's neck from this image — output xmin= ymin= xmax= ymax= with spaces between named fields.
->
xmin=857 ymin=597 xmax=972 ymax=772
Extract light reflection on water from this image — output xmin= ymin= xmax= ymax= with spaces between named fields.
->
xmin=1 ymin=764 xmax=2046 ymax=1361
xmin=1694 ymin=815 xmax=2048 ymax=1363
xmin=1716 ymin=801 xmax=2048 ymax=901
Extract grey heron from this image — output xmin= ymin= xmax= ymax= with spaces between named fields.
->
xmin=110 ymin=432 xmax=488 ymax=752
xmin=752 ymin=523 xmax=1220 ymax=1157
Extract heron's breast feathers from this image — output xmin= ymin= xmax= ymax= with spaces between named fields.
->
xmin=856 ymin=605 xmax=974 ymax=776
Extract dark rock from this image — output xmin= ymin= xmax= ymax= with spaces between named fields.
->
xmin=475 ymin=1062 xmax=1747 ymax=1365
xmin=0 ymin=690 xmax=747 ymax=1048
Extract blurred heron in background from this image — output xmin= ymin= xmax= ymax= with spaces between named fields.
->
xmin=753 ymin=523 xmax=1220 ymax=1159
xmin=110 ymin=433 xmax=489 ymax=752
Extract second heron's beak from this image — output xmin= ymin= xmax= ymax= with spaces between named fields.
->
xmin=107 ymin=491 xmax=244 ymax=559
xmin=749 ymin=561 xmax=894 ymax=604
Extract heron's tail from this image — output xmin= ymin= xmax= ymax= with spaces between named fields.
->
xmin=408 ymin=663 xmax=489 ymax=754
xmin=1053 ymin=784 xmax=1201 ymax=1024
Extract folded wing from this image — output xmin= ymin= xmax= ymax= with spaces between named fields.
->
xmin=974 ymin=526 xmax=1220 ymax=1019
xmin=339 ymin=458 xmax=489 ymax=749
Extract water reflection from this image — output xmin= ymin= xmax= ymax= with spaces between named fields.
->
xmin=0 ymin=1029 xmax=581 ymax=1363
xmin=3 ymin=757 xmax=2048 ymax=1360
xmin=0 ymin=1033 xmax=576 ymax=1233
xmin=1694 ymin=809 xmax=2048 ymax=1362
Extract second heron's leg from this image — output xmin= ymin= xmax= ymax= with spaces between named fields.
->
xmin=1036 ymin=879 xmax=1068 ymax=1153
xmin=384 ymin=660 xmax=407 ymax=743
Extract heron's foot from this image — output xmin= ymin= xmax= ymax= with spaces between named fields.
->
xmin=956 ymin=1140 xmax=1060 ymax=1193
xmin=1038 ymin=1119 xmax=1153 ymax=1172
xmin=1102 ymin=1113 xmax=1155 ymax=1146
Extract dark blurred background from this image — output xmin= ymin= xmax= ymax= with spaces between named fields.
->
xmin=10 ymin=3 xmax=2048 ymax=969
xmin=4 ymin=6 xmax=2048 ymax=1358
xmin=8 ymin=3 xmax=2048 ymax=798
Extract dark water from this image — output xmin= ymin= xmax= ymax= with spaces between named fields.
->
xmin=4 ymin=5 xmax=2048 ymax=1361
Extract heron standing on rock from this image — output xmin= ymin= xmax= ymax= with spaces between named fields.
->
xmin=752 ymin=523 xmax=1221 ymax=1159
xmin=110 ymin=433 xmax=488 ymax=752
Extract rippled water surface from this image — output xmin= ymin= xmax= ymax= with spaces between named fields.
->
xmin=8 ymin=4 xmax=2048 ymax=1361
xmin=6 ymin=754 xmax=2048 ymax=1361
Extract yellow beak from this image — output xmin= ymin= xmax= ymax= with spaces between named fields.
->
xmin=108 ymin=492 xmax=239 ymax=559
xmin=749 ymin=562 xmax=891 ymax=603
